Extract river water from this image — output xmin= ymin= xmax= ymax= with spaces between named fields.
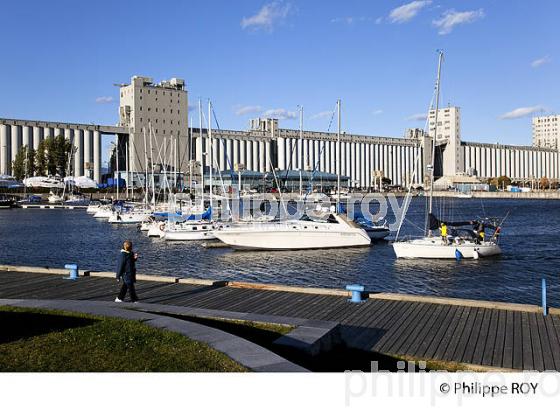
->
xmin=1 ymin=198 xmax=559 ymax=306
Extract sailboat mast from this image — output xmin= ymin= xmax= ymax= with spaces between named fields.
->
xmin=115 ymin=135 xmax=119 ymax=202
xmin=198 ymin=99 xmax=204 ymax=208
xmin=208 ymin=100 xmax=213 ymax=211
xmin=149 ymin=124 xmax=156 ymax=210
xmin=299 ymin=105 xmax=303 ymax=196
xmin=143 ymin=128 xmax=148 ymax=208
xmin=337 ymin=99 xmax=341 ymax=208
xmin=428 ymin=50 xmax=444 ymax=230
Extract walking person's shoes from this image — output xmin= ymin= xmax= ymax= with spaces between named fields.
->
xmin=114 ymin=298 xmax=123 ymax=303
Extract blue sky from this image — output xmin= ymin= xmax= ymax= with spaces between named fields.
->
xmin=0 ymin=0 xmax=558 ymax=163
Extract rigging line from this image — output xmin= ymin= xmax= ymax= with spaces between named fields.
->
xmin=303 ymin=103 xmax=338 ymax=198
xmin=207 ymin=102 xmax=235 ymax=179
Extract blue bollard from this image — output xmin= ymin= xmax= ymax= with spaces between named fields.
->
xmin=64 ymin=263 xmax=79 ymax=280
xmin=346 ymin=284 xmax=365 ymax=303
xmin=542 ymin=278 xmax=547 ymax=316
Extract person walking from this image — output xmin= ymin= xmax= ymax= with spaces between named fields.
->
xmin=115 ymin=240 xmax=139 ymax=303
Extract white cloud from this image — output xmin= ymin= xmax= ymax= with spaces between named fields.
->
xmin=310 ymin=111 xmax=333 ymax=120
xmin=372 ymin=109 xmax=383 ymax=115
xmin=407 ymin=113 xmax=428 ymax=121
xmin=241 ymin=2 xmax=292 ymax=31
xmin=375 ymin=17 xmax=383 ymax=24
xmin=432 ymin=9 xmax=484 ymax=35
xmin=331 ymin=16 xmax=371 ymax=25
xmin=531 ymin=56 xmax=551 ymax=68
xmin=235 ymin=105 xmax=262 ymax=116
xmin=499 ymin=106 xmax=546 ymax=120
xmin=389 ymin=1 xmax=432 ymax=24
xmin=95 ymin=96 xmax=114 ymax=104
xmin=262 ymin=108 xmax=297 ymax=120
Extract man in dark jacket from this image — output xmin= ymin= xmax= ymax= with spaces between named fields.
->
xmin=115 ymin=240 xmax=139 ymax=302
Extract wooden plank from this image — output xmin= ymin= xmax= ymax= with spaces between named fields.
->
xmin=520 ymin=312 xmax=534 ymax=370
xmin=528 ymin=313 xmax=544 ymax=371
xmin=491 ymin=309 xmax=507 ymax=368
xmin=470 ymin=308 xmax=492 ymax=365
xmin=396 ymin=303 xmax=444 ymax=356
xmin=354 ymin=301 xmax=416 ymax=351
xmin=460 ymin=307 xmax=486 ymax=364
xmin=421 ymin=304 xmax=457 ymax=359
xmin=451 ymin=307 xmax=482 ymax=364
xmin=502 ymin=310 xmax=514 ymax=369
xmin=535 ymin=314 xmax=556 ymax=371
xmin=440 ymin=306 xmax=472 ymax=362
xmin=480 ymin=309 xmax=499 ymax=367
xmin=544 ymin=316 xmax=560 ymax=370
xmin=512 ymin=311 xmax=523 ymax=370
xmin=383 ymin=303 xmax=432 ymax=354
xmin=408 ymin=304 xmax=451 ymax=359
xmin=372 ymin=302 xmax=424 ymax=352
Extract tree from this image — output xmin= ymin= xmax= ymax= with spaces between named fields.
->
xmin=35 ymin=136 xmax=73 ymax=177
xmin=497 ymin=175 xmax=511 ymax=190
xmin=11 ymin=146 xmax=27 ymax=181
xmin=35 ymin=140 xmax=48 ymax=175
xmin=540 ymin=176 xmax=550 ymax=190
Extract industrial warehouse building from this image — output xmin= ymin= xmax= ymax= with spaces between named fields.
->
xmin=1 ymin=75 xmax=558 ymax=190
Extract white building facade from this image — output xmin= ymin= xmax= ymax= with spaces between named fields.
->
xmin=532 ymin=114 xmax=560 ymax=149
xmin=118 ymin=76 xmax=189 ymax=174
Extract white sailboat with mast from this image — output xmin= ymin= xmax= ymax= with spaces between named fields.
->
xmin=392 ymin=50 xmax=502 ymax=259
xmin=162 ymin=99 xmax=217 ymax=241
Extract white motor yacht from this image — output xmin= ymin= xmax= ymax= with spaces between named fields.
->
xmin=213 ymin=213 xmax=370 ymax=250
xmin=162 ymin=220 xmax=218 ymax=241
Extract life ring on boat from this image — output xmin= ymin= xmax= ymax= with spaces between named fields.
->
xmin=159 ymin=223 xmax=166 ymax=231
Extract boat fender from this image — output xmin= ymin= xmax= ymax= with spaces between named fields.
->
xmin=159 ymin=223 xmax=165 ymax=231
xmin=455 ymin=249 xmax=463 ymax=261
xmin=473 ymin=249 xmax=479 ymax=260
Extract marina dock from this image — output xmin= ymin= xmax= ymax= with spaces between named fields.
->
xmin=1 ymin=265 xmax=559 ymax=371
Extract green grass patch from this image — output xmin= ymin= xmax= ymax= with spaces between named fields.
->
xmin=0 ymin=306 xmax=246 ymax=372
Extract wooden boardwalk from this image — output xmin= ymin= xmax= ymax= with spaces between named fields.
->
xmin=1 ymin=269 xmax=559 ymax=371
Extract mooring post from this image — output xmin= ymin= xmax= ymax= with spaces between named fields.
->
xmin=64 ymin=263 xmax=79 ymax=280
xmin=346 ymin=284 xmax=365 ymax=303
xmin=542 ymin=278 xmax=547 ymax=316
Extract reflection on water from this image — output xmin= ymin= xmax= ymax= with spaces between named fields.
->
xmin=1 ymin=198 xmax=559 ymax=306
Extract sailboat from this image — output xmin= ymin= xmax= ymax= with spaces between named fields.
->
xmin=161 ymin=99 xmax=219 ymax=241
xmin=214 ymin=100 xmax=371 ymax=250
xmin=392 ymin=51 xmax=502 ymax=259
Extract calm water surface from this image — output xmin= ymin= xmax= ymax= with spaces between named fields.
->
xmin=1 ymin=198 xmax=559 ymax=306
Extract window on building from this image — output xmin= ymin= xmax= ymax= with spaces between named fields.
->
xmin=148 ymin=90 xmax=150 ymax=94
xmin=156 ymin=108 xmax=158 ymax=112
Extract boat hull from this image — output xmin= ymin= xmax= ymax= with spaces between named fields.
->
xmin=393 ymin=238 xmax=501 ymax=259
xmin=163 ymin=230 xmax=216 ymax=241
xmin=364 ymin=227 xmax=390 ymax=240
xmin=214 ymin=229 xmax=370 ymax=250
